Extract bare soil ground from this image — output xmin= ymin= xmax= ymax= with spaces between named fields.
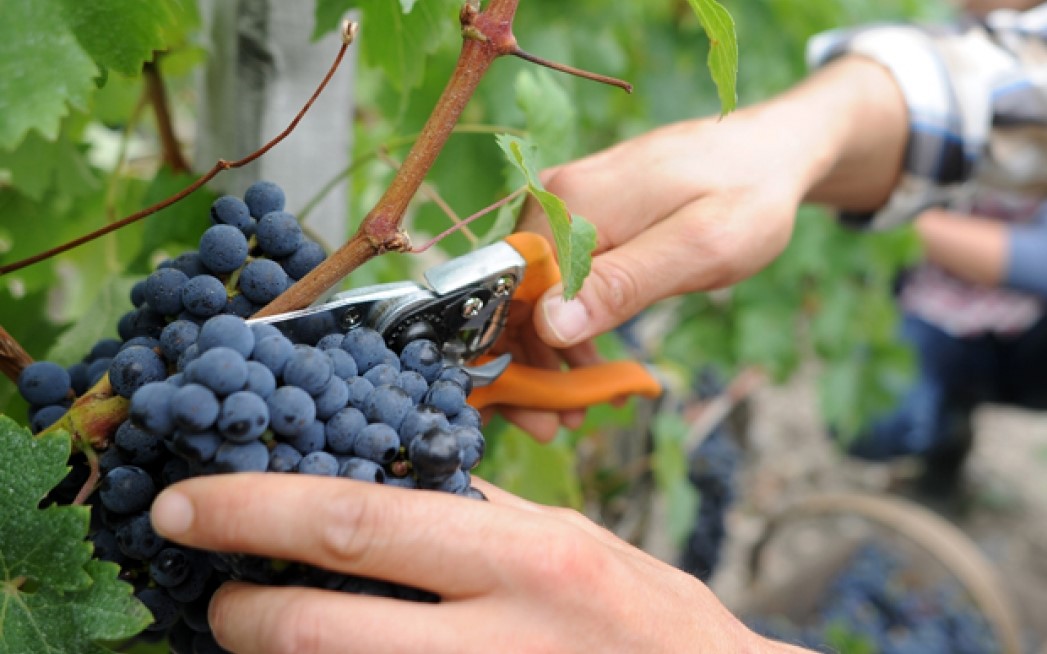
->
xmin=647 ymin=364 xmax=1047 ymax=652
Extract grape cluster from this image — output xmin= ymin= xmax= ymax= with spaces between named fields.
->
xmin=746 ymin=543 xmax=1000 ymax=653
xmin=19 ymin=181 xmax=329 ymax=437
xmin=677 ymin=370 xmax=742 ymax=583
xmin=678 ymin=423 xmax=740 ymax=583
xmin=15 ymin=180 xmax=488 ymax=652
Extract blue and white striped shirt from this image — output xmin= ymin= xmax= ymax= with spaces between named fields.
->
xmin=808 ymin=6 xmax=1047 ymax=335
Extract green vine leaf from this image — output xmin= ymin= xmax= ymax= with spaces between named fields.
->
xmin=0 ymin=0 xmax=188 ymax=150
xmin=56 ymin=0 xmax=189 ymax=77
xmin=0 ymin=418 xmax=152 ymax=652
xmin=685 ymin=0 xmax=738 ymax=114
xmin=0 ymin=2 xmax=97 ymax=150
xmin=496 ymin=134 xmax=596 ymax=300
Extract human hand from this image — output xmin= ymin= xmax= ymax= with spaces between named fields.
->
xmin=498 ymin=115 xmax=808 ymax=438
xmin=497 ymin=56 xmax=910 ymax=439
xmin=150 ymin=474 xmax=805 ymax=653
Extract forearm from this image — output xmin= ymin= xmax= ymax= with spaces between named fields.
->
xmin=788 ymin=56 xmax=909 ymax=211
xmin=914 ymin=209 xmax=1007 ymax=286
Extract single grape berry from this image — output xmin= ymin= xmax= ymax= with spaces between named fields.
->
xmin=238 ymin=258 xmax=290 ymax=304
xmin=17 ymin=361 xmax=71 ymax=406
xmin=198 ymin=225 xmax=249 ymax=274
xmin=244 ymin=180 xmax=286 ymax=218
xmin=210 ymin=195 xmax=254 ymax=234
xmin=197 ymin=314 xmax=255 ymax=358
xmin=144 ymin=268 xmax=189 ymax=316
xmin=182 ymin=275 xmax=228 ymax=318
xmin=109 ymin=345 xmax=167 ymax=398
xmin=256 ymin=211 xmax=303 ymax=258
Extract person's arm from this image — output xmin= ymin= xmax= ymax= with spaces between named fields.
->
xmin=913 ymin=209 xmax=1008 ymax=286
xmin=915 ymin=207 xmax=1047 ymax=297
xmin=497 ymin=55 xmax=908 ymax=439
xmin=150 ymin=474 xmax=813 ymax=653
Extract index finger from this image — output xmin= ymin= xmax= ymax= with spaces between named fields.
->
xmin=150 ymin=474 xmax=535 ymax=598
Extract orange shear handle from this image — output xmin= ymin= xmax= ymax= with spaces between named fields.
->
xmin=467 ymin=233 xmax=662 ymax=411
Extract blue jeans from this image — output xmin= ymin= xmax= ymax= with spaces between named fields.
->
xmin=846 ymin=312 xmax=1047 ymax=461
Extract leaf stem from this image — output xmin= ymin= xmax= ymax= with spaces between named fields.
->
xmin=0 ymin=22 xmax=359 ymax=277
xmin=412 ymin=186 xmax=527 ymax=253
xmin=509 ymin=46 xmax=633 ymax=93
xmin=376 ymin=149 xmax=478 ymax=245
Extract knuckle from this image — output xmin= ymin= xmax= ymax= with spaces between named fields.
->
xmin=678 ymin=210 xmax=744 ymax=289
xmin=589 ymin=257 xmax=642 ymax=316
xmin=320 ymin=493 xmax=378 ymax=565
xmin=531 ymin=524 xmax=604 ymax=586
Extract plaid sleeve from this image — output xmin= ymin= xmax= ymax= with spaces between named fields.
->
xmin=806 ymin=24 xmax=986 ymax=229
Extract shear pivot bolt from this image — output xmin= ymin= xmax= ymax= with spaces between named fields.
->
xmin=462 ymin=297 xmax=484 ymax=318
xmin=494 ymin=276 xmax=514 ymax=297
xmin=340 ymin=308 xmax=361 ymax=329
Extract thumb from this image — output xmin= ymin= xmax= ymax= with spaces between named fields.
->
xmin=533 ymin=255 xmax=645 ymax=348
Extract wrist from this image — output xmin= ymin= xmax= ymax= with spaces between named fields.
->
xmin=772 ymin=56 xmax=908 ymax=210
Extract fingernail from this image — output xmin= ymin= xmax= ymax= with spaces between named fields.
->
xmin=542 ymin=293 xmax=589 ymax=344
xmin=151 ymin=490 xmax=194 ymax=536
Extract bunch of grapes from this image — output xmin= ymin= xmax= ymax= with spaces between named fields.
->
xmin=678 ymin=423 xmax=740 ymax=583
xmin=14 ymin=181 xmax=488 ymax=653
xmin=677 ymin=369 xmax=742 ymax=583
xmin=18 ymin=180 xmax=327 ymax=432
xmin=745 ymin=543 xmax=1000 ymax=654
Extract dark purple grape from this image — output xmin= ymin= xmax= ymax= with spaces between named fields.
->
xmin=109 ymin=345 xmax=167 ymax=398
xmin=182 ymin=275 xmax=228 ymax=318
xmin=256 ymin=211 xmax=303 ymax=258
xmin=199 ymin=225 xmax=248 ymax=274
xmin=243 ymin=180 xmax=285 ymax=218
xmin=17 ymin=361 xmax=70 ymax=406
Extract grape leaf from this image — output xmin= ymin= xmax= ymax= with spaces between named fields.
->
xmin=0 ymin=130 xmax=99 ymax=202
xmin=478 ymin=425 xmax=583 ymax=510
xmin=515 ymin=69 xmax=577 ymax=166
xmin=44 ymin=277 xmax=136 ymax=367
xmin=685 ymin=0 xmax=738 ymax=114
xmin=0 ymin=418 xmax=151 ymax=653
xmin=0 ymin=0 xmax=188 ymax=150
xmin=1 ymin=559 xmax=152 ymax=654
xmin=312 ymin=0 xmax=458 ymax=91
xmin=56 ymin=0 xmax=188 ymax=76
xmin=0 ymin=1 xmax=97 ymax=150
xmin=0 ymin=421 xmax=91 ymax=591
xmin=496 ymin=134 xmax=596 ymax=300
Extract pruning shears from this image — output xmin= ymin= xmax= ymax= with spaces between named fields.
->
xmin=248 ymin=232 xmax=662 ymax=412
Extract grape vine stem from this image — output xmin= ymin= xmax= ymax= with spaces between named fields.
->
xmin=254 ymin=0 xmax=631 ymax=317
xmin=0 ymin=324 xmax=34 ymax=384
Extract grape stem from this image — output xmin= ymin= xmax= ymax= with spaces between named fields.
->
xmin=509 ymin=46 xmax=633 ymax=93
xmin=411 ymin=185 xmax=527 ymax=253
xmin=254 ymin=0 xmax=631 ymax=317
xmin=73 ymin=445 xmax=102 ymax=506
xmin=0 ymin=21 xmax=360 ymax=277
